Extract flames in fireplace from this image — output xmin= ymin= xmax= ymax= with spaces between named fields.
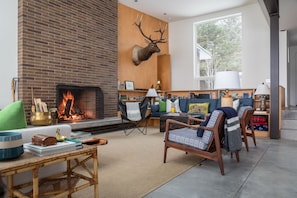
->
xmin=58 ymin=91 xmax=85 ymax=121
xmin=56 ymin=84 xmax=104 ymax=122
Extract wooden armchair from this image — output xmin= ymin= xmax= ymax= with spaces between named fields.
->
xmin=239 ymin=107 xmax=256 ymax=151
xmin=163 ymin=110 xmax=239 ymax=175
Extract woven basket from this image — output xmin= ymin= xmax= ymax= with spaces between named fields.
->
xmin=0 ymin=132 xmax=24 ymax=160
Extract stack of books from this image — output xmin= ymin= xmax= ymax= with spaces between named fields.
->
xmin=24 ymin=140 xmax=82 ymax=156
xmin=70 ymin=131 xmax=92 ymax=140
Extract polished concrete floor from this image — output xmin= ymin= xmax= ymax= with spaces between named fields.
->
xmin=143 ymin=137 xmax=297 ymax=198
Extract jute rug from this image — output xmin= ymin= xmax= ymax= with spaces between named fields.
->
xmin=74 ymin=127 xmax=202 ymax=198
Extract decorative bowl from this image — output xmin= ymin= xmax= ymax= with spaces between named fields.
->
xmin=30 ymin=112 xmax=52 ymax=126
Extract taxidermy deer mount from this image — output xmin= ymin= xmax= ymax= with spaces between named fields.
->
xmin=132 ymin=15 xmax=167 ymax=66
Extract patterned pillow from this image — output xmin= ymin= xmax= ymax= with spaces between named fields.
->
xmin=188 ymin=103 xmax=209 ymax=114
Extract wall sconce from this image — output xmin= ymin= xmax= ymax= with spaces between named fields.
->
xmin=156 ymin=80 xmax=161 ymax=90
xmin=214 ymin=71 xmax=241 ymax=107
xmin=255 ymin=82 xmax=270 ymax=111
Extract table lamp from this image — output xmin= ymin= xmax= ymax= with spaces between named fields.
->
xmin=255 ymin=82 xmax=270 ymax=111
xmin=146 ymin=88 xmax=158 ymax=105
xmin=214 ymin=71 xmax=241 ymax=107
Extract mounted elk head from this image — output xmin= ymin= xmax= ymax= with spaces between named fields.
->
xmin=132 ymin=16 xmax=167 ymax=66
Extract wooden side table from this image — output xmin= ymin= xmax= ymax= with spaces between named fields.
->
xmin=0 ymin=146 xmax=98 ymax=198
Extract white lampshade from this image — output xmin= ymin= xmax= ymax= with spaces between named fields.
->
xmin=214 ymin=71 xmax=241 ymax=89
xmin=255 ymin=82 xmax=270 ymax=95
xmin=146 ymin=88 xmax=158 ymax=97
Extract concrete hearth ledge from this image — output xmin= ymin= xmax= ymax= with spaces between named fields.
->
xmin=69 ymin=117 xmax=122 ymax=130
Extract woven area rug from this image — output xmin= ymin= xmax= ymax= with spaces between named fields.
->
xmin=73 ymin=127 xmax=202 ymax=198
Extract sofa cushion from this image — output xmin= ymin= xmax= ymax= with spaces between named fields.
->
xmin=179 ymin=98 xmax=188 ymax=113
xmin=151 ymin=104 xmax=159 ymax=113
xmin=238 ymin=98 xmax=254 ymax=110
xmin=0 ymin=101 xmax=27 ymax=131
xmin=166 ymin=99 xmax=181 ymax=113
xmin=188 ymin=103 xmax=209 ymax=114
xmin=233 ymin=99 xmax=240 ymax=110
xmin=183 ymin=98 xmax=218 ymax=113
xmin=159 ymin=100 xmax=166 ymax=112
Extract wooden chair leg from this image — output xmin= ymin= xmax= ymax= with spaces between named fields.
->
xmin=251 ymin=128 xmax=256 ymax=146
xmin=163 ymin=145 xmax=168 ymax=163
xmin=242 ymin=129 xmax=249 ymax=152
xmin=217 ymin=156 xmax=224 ymax=175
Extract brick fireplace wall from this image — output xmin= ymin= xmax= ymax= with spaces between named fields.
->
xmin=18 ymin=0 xmax=118 ymax=122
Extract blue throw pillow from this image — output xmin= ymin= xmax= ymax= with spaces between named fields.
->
xmin=151 ymin=104 xmax=159 ymax=112
xmin=197 ymin=114 xmax=211 ymax=137
xmin=238 ymin=98 xmax=254 ymax=111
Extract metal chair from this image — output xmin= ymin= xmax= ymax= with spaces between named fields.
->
xmin=118 ymin=98 xmax=151 ymax=136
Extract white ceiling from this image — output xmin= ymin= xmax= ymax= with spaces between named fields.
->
xmin=119 ymin=0 xmax=258 ymax=22
xmin=119 ymin=0 xmax=297 ymax=45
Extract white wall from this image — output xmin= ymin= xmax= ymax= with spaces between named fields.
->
xmin=0 ymin=0 xmax=18 ymax=109
xmin=169 ymin=3 xmax=270 ymax=90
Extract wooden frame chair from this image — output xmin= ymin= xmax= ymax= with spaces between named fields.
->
xmin=240 ymin=108 xmax=256 ymax=151
xmin=163 ymin=110 xmax=239 ymax=175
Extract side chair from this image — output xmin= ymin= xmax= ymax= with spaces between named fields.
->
xmin=238 ymin=107 xmax=256 ymax=152
xmin=163 ymin=110 xmax=239 ymax=175
xmin=118 ymin=98 xmax=151 ymax=136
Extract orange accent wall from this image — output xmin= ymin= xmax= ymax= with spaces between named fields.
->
xmin=118 ymin=3 xmax=169 ymax=90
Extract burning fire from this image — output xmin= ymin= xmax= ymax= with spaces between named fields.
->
xmin=58 ymin=91 xmax=84 ymax=121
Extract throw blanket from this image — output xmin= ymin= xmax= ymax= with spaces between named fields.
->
xmin=217 ymin=107 xmax=242 ymax=152
xmin=126 ymin=102 xmax=142 ymax=121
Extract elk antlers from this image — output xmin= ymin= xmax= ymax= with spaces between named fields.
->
xmin=134 ymin=15 xmax=167 ymax=44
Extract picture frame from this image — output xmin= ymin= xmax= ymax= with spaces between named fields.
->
xmin=125 ymin=81 xmax=134 ymax=90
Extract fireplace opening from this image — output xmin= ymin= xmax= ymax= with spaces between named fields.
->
xmin=56 ymin=84 xmax=104 ymax=122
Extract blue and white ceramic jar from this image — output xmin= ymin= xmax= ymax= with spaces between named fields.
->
xmin=0 ymin=132 xmax=24 ymax=160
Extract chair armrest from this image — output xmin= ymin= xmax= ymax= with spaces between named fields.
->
xmin=187 ymin=116 xmax=206 ymax=124
xmin=164 ymin=119 xmax=192 ymax=140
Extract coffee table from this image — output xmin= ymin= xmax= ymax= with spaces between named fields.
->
xmin=0 ymin=145 xmax=98 ymax=198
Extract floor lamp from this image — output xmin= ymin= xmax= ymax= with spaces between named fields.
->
xmin=214 ymin=71 xmax=241 ymax=107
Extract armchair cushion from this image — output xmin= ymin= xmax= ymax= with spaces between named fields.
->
xmin=168 ymin=110 xmax=222 ymax=150
xmin=168 ymin=128 xmax=209 ymax=150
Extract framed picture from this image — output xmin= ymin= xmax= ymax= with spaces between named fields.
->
xmin=125 ymin=81 xmax=134 ymax=90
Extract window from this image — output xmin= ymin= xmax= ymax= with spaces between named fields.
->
xmin=194 ymin=14 xmax=242 ymax=89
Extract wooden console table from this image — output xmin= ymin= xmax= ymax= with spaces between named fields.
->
xmin=0 ymin=145 xmax=98 ymax=198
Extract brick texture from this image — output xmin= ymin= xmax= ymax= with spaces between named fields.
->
xmin=18 ymin=0 xmax=118 ymax=122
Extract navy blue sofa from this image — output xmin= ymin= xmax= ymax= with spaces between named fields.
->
xmin=151 ymin=97 xmax=254 ymax=119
